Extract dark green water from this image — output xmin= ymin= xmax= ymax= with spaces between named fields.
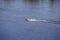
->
xmin=0 ymin=0 xmax=60 ymax=40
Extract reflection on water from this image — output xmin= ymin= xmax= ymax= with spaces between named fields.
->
xmin=24 ymin=0 xmax=39 ymax=2
xmin=23 ymin=0 xmax=40 ymax=5
xmin=49 ymin=0 xmax=54 ymax=5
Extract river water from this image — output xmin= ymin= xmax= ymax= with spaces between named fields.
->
xmin=0 ymin=0 xmax=60 ymax=40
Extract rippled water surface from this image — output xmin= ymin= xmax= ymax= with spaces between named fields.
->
xmin=0 ymin=0 xmax=60 ymax=40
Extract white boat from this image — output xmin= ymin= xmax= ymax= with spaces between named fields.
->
xmin=25 ymin=18 xmax=48 ymax=22
xmin=25 ymin=18 xmax=38 ymax=21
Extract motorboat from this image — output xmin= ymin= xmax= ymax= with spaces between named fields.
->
xmin=25 ymin=18 xmax=48 ymax=22
xmin=25 ymin=18 xmax=38 ymax=21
